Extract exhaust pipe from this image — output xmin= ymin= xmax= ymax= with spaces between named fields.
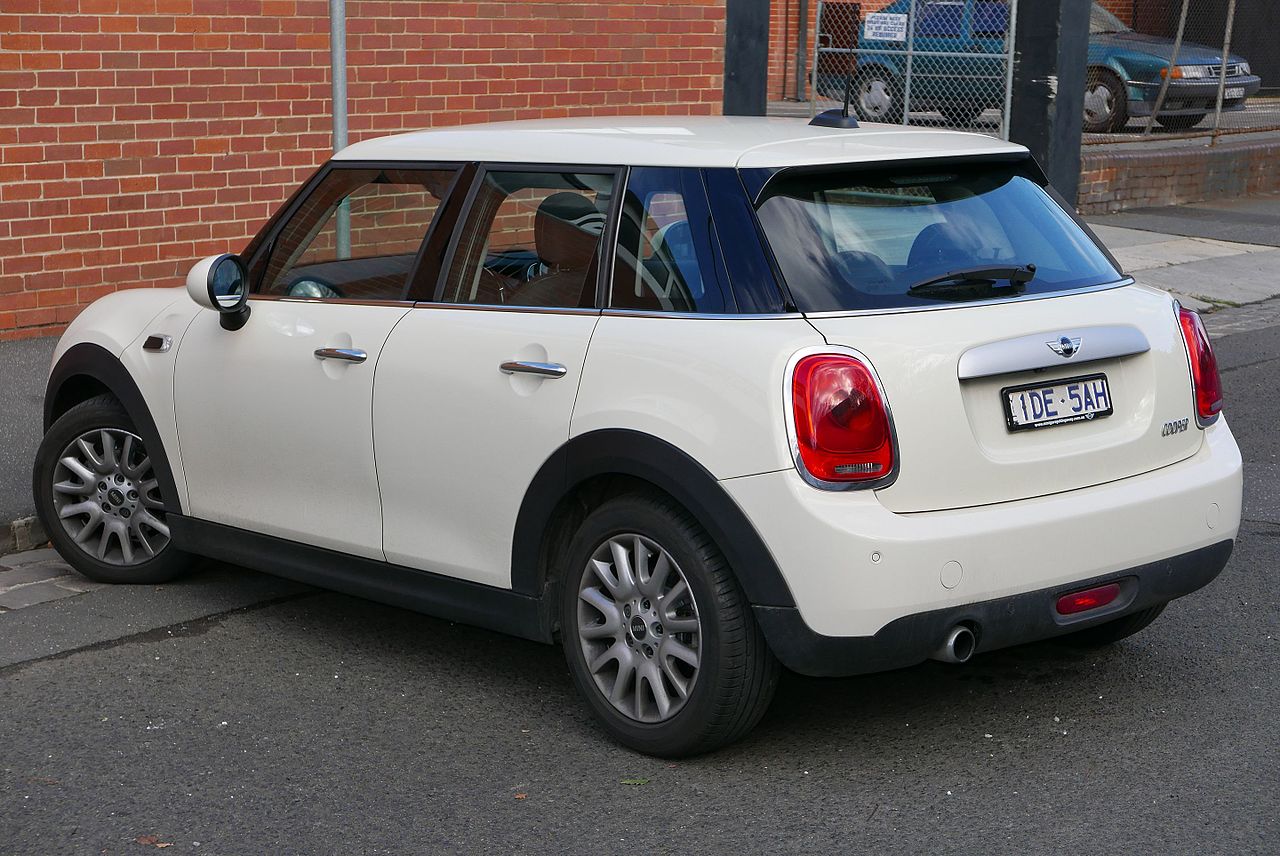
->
xmin=931 ymin=625 xmax=976 ymax=664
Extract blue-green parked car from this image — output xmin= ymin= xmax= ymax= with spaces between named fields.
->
xmin=816 ymin=1 xmax=1261 ymax=132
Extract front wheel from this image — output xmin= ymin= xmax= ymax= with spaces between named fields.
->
xmin=559 ymin=492 xmax=779 ymax=757
xmin=33 ymin=395 xmax=195 ymax=584
xmin=1083 ymin=68 xmax=1129 ymax=133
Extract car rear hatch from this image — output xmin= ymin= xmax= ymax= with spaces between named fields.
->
xmin=749 ymin=153 xmax=1203 ymax=512
xmin=806 ymin=285 xmax=1202 ymax=512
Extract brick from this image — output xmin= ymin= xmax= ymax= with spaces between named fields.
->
xmin=0 ymin=0 xmax=727 ymax=336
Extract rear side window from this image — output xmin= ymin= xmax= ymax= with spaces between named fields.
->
xmin=754 ymin=161 xmax=1122 ymax=313
xmin=258 ymin=167 xmax=456 ymax=301
xmin=611 ymin=167 xmax=733 ymax=314
xmin=440 ymin=170 xmax=614 ymax=309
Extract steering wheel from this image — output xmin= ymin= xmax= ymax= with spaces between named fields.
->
xmin=287 ymin=277 xmax=343 ymax=300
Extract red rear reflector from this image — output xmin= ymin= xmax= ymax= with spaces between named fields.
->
xmin=791 ymin=354 xmax=895 ymax=484
xmin=1056 ymin=583 xmax=1121 ymax=616
xmin=1177 ymin=305 xmax=1223 ymax=425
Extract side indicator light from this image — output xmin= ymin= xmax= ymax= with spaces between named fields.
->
xmin=1056 ymin=583 xmax=1122 ymax=616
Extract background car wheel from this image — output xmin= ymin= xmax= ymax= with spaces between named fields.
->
xmin=1083 ymin=68 xmax=1128 ymax=133
xmin=1155 ymin=113 xmax=1207 ymax=132
xmin=852 ymin=67 xmax=904 ymax=124
xmin=1057 ymin=603 xmax=1167 ymax=648
xmin=559 ymin=491 xmax=779 ymax=757
xmin=33 ymin=395 xmax=195 ymax=585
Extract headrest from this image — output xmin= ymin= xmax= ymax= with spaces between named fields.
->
xmin=536 ymin=192 xmax=600 ymax=271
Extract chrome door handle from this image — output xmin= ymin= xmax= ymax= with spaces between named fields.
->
xmin=499 ymin=360 xmax=567 ymax=379
xmin=314 ymin=347 xmax=367 ymax=363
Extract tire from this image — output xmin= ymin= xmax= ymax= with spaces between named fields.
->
xmin=851 ymin=67 xmax=904 ymax=124
xmin=1057 ymin=603 xmax=1168 ymax=648
xmin=941 ymin=105 xmax=984 ymax=128
xmin=1156 ymin=113 xmax=1207 ymax=132
xmin=33 ymin=395 xmax=195 ymax=584
xmin=559 ymin=491 xmax=780 ymax=757
xmin=1083 ymin=68 xmax=1129 ymax=133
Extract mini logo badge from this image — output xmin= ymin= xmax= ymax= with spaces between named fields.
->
xmin=1047 ymin=335 xmax=1082 ymax=358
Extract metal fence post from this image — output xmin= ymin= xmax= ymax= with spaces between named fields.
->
xmin=1210 ymin=0 xmax=1238 ymax=145
xmin=810 ymin=0 xmax=825 ymax=117
xmin=901 ymin=0 xmax=918 ymax=126
xmin=795 ymin=0 xmax=810 ymax=102
xmin=1143 ymin=0 xmax=1188 ymax=137
xmin=329 ymin=0 xmax=350 ymax=258
xmin=1000 ymin=0 xmax=1019 ymax=140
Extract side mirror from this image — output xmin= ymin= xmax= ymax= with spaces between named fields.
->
xmin=186 ymin=253 xmax=251 ymax=331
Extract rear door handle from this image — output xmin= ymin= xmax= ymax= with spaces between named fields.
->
xmin=314 ymin=347 xmax=368 ymax=364
xmin=499 ymin=360 xmax=567 ymax=379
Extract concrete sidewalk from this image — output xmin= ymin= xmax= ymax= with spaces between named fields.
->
xmin=1 ymin=336 xmax=55 ymax=551
xmin=2 ymin=209 xmax=1278 ymax=550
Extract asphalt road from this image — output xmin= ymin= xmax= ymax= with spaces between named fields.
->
xmin=1089 ymin=191 xmax=1280 ymax=249
xmin=2 ymin=318 xmax=1277 ymax=854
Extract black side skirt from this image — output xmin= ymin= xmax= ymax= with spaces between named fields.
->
xmin=170 ymin=516 xmax=551 ymax=643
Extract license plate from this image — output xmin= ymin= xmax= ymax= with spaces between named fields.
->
xmin=1002 ymin=373 xmax=1113 ymax=432
xmin=1225 ymin=87 xmax=1245 ymax=99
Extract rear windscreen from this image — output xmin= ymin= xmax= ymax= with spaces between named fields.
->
xmin=754 ymin=162 xmax=1123 ymax=312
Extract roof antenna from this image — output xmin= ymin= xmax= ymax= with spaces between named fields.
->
xmin=809 ymin=64 xmax=859 ymax=129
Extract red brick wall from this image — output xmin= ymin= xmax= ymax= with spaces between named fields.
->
xmin=0 ymin=0 xmax=726 ymax=341
xmin=1078 ymin=136 xmax=1280 ymax=214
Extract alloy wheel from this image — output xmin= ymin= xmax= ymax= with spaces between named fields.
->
xmin=50 ymin=428 xmax=170 ymax=566
xmin=1084 ymin=81 xmax=1116 ymax=127
xmin=859 ymin=78 xmax=895 ymax=120
xmin=575 ymin=533 xmax=702 ymax=724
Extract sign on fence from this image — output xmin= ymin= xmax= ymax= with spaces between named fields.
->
xmin=864 ymin=12 xmax=907 ymax=43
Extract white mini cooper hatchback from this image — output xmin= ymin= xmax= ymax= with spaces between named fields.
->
xmin=35 ymin=117 xmax=1242 ymax=756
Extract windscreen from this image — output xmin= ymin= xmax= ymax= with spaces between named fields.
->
xmin=754 ymin=161 xmax=1123 ymax=313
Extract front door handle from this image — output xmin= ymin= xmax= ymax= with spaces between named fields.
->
xmin=499 ymin=360 xmax=567 ymax=379
xmin=314 ymin=347 xmax=368 ymax=364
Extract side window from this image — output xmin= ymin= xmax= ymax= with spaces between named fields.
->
xmin=440 ymin=170 xmax=614 ymax=308
xmin=916 ymin=0 xmax=964 ymax=37
xmin=257 ymin=167 xmax=456 ymax=301
xmin=611 ymin=167 xmax=733 ymax=314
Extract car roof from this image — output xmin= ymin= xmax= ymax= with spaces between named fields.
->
xmin=334 ymin=116 xmax=1028 ymax=169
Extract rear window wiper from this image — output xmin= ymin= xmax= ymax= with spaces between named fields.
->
xmin=906 ymin=264 xmax=1037 ymax=297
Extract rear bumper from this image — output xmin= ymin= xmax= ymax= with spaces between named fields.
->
xmin=722 ymin=417 xmax=1242 ymax=651
xmin=755 ymin=539 xmax=1232 ymax=677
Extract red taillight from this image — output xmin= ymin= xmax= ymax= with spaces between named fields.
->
xmin=791 ymin=354 xmax=894 ymax=485
xmin=1177 ymin=306 xmax=1223 ymax=425
xmin=1056 ymin=583 xmax=1121 ymax=616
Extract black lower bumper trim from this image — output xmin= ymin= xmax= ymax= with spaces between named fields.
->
xmin=755 ymin=540 xmax=1234 ymax=678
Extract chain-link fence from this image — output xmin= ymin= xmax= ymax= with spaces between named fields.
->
xmin=798 ymin=1 xmax=1277 ymax=142
xmin=1083 ymin=0 xmax=1278 ymax=142
xmin=810 ymin=0 xmax=1019 ymax=138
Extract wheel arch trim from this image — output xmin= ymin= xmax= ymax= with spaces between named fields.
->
xmin=511 ymin=428 xmax=796 ymax=609
xmin=44 ymin=342 xmax=183 ymax=515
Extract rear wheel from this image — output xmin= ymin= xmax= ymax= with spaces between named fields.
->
xmin=33 ymin=395 xmax=194 ymax=584
xmin=1058 ymin=603 xmax=1168 ymax=648
xmin=1156 ymin=112 xmax=1207 ymax=131
xmin=559 ymin=492 xmax=779 ymax=757
xmin=1083 ymin=68 xmax=1128 ymax=133
xmin=852 ymin=67 xmax=904 ymax=124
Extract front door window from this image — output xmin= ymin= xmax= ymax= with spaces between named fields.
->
xmin=257 ymin=167 xmax=457 ymax=301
